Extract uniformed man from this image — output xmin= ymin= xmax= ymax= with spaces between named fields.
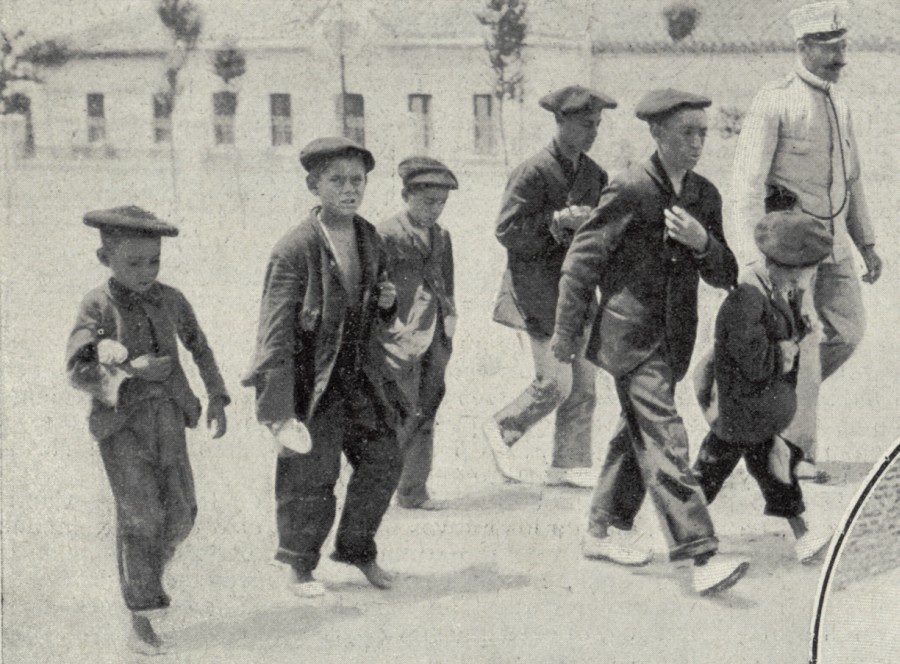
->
xmin=731 ymin=1 xmax=882 ymax=478
xmin=551 ymin=89 xmax=749 ymax=595
xmin=484 ymin=85 xmax=616 ymax=488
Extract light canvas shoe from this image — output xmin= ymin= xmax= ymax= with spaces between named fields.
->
xmin=581 ymin=533 xmax=653 ymax=566
xmin=288 ymin=567 xmax=326 ymax=598
xmin=795 ymin=530 xmax=833 ymax=565
xmin=545 ymin=466 xmax=596 ymax=489
xmin=482 ymin=420 xmax=521 ymax=483
xmin=692 ymin=555 xmax=750 ymax=596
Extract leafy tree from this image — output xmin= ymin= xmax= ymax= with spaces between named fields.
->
xmin=476 ymin=0 xmax=527 ymax=168
xmin=212 ymin=40 xmax=247 ymax=223
xmin=1 ymin=30 xmax=70 ymax=114
xmin=663 ymin=3 xmax=701 ymax=42
xmin=157 ymin=0 xmax=203 ymax=218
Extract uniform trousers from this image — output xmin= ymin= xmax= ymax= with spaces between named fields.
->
xmin=782 ymin=256 xmax=865 ymax=460
xmin=274 ymin=366 xmax=403 ymax=572
xmin=395 ymin=330 xmax=452 ymax=507
xmin=98 ymin=398 xmax=196 ymax=613
xmin=494 ymin=333 xmax=595 ymax=468
xmin=587 ymin=351 xmax=718 ymax=561
xmin=693 ymin=432 xmax=805 ymax=518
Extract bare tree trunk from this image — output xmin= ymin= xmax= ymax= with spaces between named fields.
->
xmin=497 ymin=95 xmax=509 ymax=169
xmin=168 ymin=127 xmax=179 ymax=221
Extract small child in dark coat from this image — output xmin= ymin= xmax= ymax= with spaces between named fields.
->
xmin=693 ymin=210 xmax=834 ymax=564
xmin=378 ymin=156 xmax=459 ymax=510
xmin=66 ymin=206 xmax=229 ymax=654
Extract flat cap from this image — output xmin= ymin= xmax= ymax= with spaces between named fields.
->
xmin=635 ymin=88 xmax=712 ymax=122
xmin=754 ymin=211 xmax=833 ymax=267
xmin=83 ymin=205 xmax=178 ymax=237
xmin=299 ymin=136 xmax=375 ymax=173
xmin=398 ymin=156 xmax=459 ymax=190
xmin=539 ymin=85 xmax=617 ymax=116
xmin=789 ymin=2 xmax=849 ymax=42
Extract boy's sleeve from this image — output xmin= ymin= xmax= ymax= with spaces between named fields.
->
xmin=66 ymin=293 xmax=105 ymax=392
xmin=172 ymin=290 xmax=230 ymax=404
xmin=494 ymin=162 xmax=557 ymax=257
xmin=720 ymin=287 xmax=778 ymax=384
xmin=243 ymin=245 xmax=307 ymax=423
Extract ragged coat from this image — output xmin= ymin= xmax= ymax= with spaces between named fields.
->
xmin=242 ymin=207 xmax=397 ymax=427
xmin=493 ymin=140 xmax=607 ymax=338
xmin=66 ymin=279 xmax=230 ymax=441
xmin=556 ymin=153 xmax=738 ymax=382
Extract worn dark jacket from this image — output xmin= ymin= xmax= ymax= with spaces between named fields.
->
xmin=242 ymin=207 xmax=397 ymax=426
xmin=66 ymin=279 xmax=229 ymax=441
xmin=493 ymin=140 xmax=607 ymax=338
xmin=556 ymin=153 xmax=738 ymax=382
xmin=712 ymin=266 xmax=800 ymax=444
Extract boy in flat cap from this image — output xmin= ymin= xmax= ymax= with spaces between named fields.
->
xmin=693 ymin=211 xmax=835 ymax=565
xmin=66 ymin=205 xmax=229 ymax=654
xmin=732 ymin=1 xmax=881 ymax=478
xmin=243 ymin=137 xmax=403 ymax=597
xmin=485 ymin=85 xmax=616 ymax=488
xmin=378 ymin=156 xmax=458 ymax=510
xmin=551 ymin=89 xmax=748 ymax=595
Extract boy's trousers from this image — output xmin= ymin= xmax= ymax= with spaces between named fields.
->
xmin=274 ymin=369 xmax=403 ymax=573
xmin=98 ymin=398 xmax=196 ymax=613
xmin=587 ymin=352 xmax=718 ymax=561
xmin=693 ymin=432 xmax=805 ymax=518
xmin=395 ymin=330 xmax=452 ymax=507
xmin=494 ymin=332 xmax=596 ymax=469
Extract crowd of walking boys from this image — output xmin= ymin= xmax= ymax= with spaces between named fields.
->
xmin=65 ymin=1 xmax=882 ymax=654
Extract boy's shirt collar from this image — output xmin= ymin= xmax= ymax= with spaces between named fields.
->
xmin=107 ymin=277 xmax=163 ymax=307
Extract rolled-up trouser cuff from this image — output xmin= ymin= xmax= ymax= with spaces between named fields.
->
xmin=668 ymin=536 xmax=719 ymax=562
xmin=587 ymin=512 xmax=636 ymax=536
xmin=275 ymin=547 xmax=320 ymax=573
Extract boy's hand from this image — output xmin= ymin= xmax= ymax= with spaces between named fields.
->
xmin=550 ymin=332 xmax=579 ymax=364
xmin=778 ymin=339 xmax=799 ymax=373
xmin=207 ymin=396 xmax=228 ymax=439
xmin=553 ymin=205 xmax=593 ymax=232
xmin=127 ymin=354 xmax=173 ymax=382
xmin=377 ymin=281 xmax=397 ymax=309
xmin=664 ymin=206 xmax=709 ymax=253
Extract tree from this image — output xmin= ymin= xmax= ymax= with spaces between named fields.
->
xmin=157 ymin=0 xmax=203 ymax=219
xmin=211 ymin=40 xmax=247 ymax=223
xmin=1 ymin=30 xmax=70 ymax=114
xmin=663 ymin=3 xmax=701 ymax=43
xmin=476 ymin=0 xmax=527 ymax=168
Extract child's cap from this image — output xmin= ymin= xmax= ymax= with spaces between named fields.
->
xmin=754 ymin=211 xmax=833 ymax=267
xmin=635 ymin=88 xmax=711 ymax=123
xmin=398 ymin=156 xmax=459 ymax=190
xmin=539 ymin=85 xmax=617 ymax=117
xmin=83 ymin=205 xmax=179 ymax=237
xmin=299 ymin=136 xmax=375 ymax=173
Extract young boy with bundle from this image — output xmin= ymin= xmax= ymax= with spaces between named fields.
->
xmin=66 ymin=206 xmax=229 ymax=654
xmin=243 ymin=137 xmax=403 ymax=598
xmin=378 ymin=156 xmax=459 ymax=510
xmin=693 ymin=210 xmax=834 ymax=564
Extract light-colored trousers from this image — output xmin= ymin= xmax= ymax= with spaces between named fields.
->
xmin=494 ymin=333 xmax=596 ymax=469
xmin=782 ymin=256 xmax=865 ymax=461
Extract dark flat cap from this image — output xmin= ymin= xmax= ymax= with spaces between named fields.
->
xmin=299 ymin=136 xmax=375 ymax=173
xmin=83 ymin=205 xmax=178 ymax=237
xmin=398 ymin=156 xmax=459 ymax=190
xmin=755 ymin=211 xmax=833 ymax=267
xmin=635 ymin=89 xmax=712 ymax=122
xmin=539 ymin=85 xmax=617 ymax=116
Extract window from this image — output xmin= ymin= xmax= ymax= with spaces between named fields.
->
xmin=408 ymin=94 xmax=432 ymax=153
xmin=87 ymin=93 xmax=106 ymax=143
xmin=473 ymin=94 xmax=495 ymax=155
xmin=270 ymin=93 xmax=292 ymax=146
xmin=338 ymin=93 xmax=365 ymax=147
xmin=213 ymin=91 xmax=237 ymax=145
xmin=153 ymin=93 xmax=173 ymax=143
xmin=7 ymin=93 xmax=34 ymax=156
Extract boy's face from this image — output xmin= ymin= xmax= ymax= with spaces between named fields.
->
xmin=557 ymin=111 xmax=602 ymax=155
xmin=308 ymin=156 xmax=367 ymax=218
xmin=768 ymin=262 xmax=816 ymax=293
xmin=100 ymin=236 xmax=162 ymax=293
xmin=404 ymin=186 xmax=450 ymax=228
xmin=651 ymin=108 xmax=708 ymax=173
